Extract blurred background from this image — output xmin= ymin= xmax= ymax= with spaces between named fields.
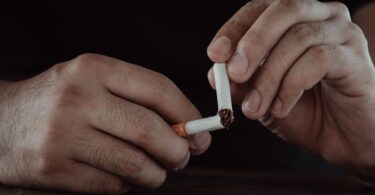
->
xmin=0 ymin=0 xmax=367 ymax=174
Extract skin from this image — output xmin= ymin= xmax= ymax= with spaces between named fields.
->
xmin=207 ymin=0 xmax=375 ymax=182
xmin=1 ymin=0 xmax=375 ymax=193
xmin=0 ymin=54 xmax=211 ymax=194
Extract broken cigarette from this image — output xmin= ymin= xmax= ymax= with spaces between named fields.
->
xmin=173 ymin=63 xmax=234 ymax=137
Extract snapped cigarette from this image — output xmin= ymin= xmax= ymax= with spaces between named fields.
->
xmin=172 ymin=63 xmax=234 ymax=137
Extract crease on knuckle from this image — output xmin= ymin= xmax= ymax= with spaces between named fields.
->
xmin=289 ymin=23 xmax=324 ymax=44
xmin=310 ymin=45 xmax=332 ymax=66
xmin=276 ymin=0 xmax=307 ymax=16
xmin=145 ymin=72 xmax=173 ymax=107
xmin=129 ymin=108 xmax=157 ymax=144
xmin=315 ymin=45 xmax=344 ymax=73
xmin=92 ymin=145 xmax=144 ymax=182
xmin=94 ymin=97 xmax=125 ymax=130
xmin=91 ymin=144 xmax=110 ymax=169
xmin=117 ymin=151 xmax=145 ymax=178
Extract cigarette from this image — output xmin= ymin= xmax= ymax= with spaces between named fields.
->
xmin=214 ymin=63 xmax=233 ymax=111
xmin=172 ymin=63 xmax=234 ymax=137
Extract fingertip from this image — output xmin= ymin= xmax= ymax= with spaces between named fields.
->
xmin=174 ymin=151 xmax=190 ymax=171
xmin=207 ymin=36 xmax=232 ymax=63
xmin=148 ymin=168 xmax=167 ymax=189
xmin=189 ymin=132 xmax=212 ymax=156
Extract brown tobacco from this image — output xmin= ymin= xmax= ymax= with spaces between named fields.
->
xmin=218 ymin=109 xmax=234 ymax=129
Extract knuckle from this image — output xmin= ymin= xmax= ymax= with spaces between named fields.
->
xmin=347 ymin=22 xmax=363 ymax=35
xmin=74 ymin=53 xmax=99 ymax=66
xmin=93 ymin=144 xmax=145 ymax=179
xmin=289 ymin=23 xmax=321 ymax=44
xmin=346 ymin=22 xmax=367 ymax=44
xmin=66 ymin=53 xmax=101 ymax=76
xmin=277 ymin=0 xmax=307 ymax=16
xmin=119 ymin=152 xmax=145 ymax=177
xmin=332 ymin=2 xmax=350 ymax=17
xmin=228 ymin=17 xmax=249 ymax=34
xmin=244 ymin=0 xmax=271 ymax=13
xmin=130 ymin=109 xmax=158 ymax=143
xmin=146 ymin=72 xmax=174 ymax=105
xmin=92 ymin=145 xmax=111 ymax=169
xmin=310 ymin=45 xmax=332 ymax=63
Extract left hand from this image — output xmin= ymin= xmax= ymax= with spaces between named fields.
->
xmin=207 ymin=0 xmax=375 ymax=181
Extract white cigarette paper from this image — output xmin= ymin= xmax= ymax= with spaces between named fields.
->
xmin=185 ymin=115 xmax=223 ymax=135
xmin=213 ymin=63 xmax=233 ymax=111
xmin=173 ymin=63 xmax=233 ymax=137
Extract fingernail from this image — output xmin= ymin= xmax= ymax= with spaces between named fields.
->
xmin=209 ymin=36 xmax=232 ymax=57
xmin=272 ymin=98 xmax=282 ymax=115
xmin=228 ymin=52 xmax=248 ymax=76
xmin=243 ymin=89 xmax=261 ymax=113
xmin=191 ymin=133 xmax=210 ymax=150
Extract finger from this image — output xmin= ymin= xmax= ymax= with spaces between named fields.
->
xmin=35 ymin=157 xmax=128 ymax=194
xmin=90 ymin=54 xmax=201 ymax=123
xmin=270 ymin=45 xmax=348 ymax=118
xmin=207 ymin=0 xmax=271 ymax=62
xmin=227 ymin=0 xmax=340 ymax=83
xmin=79 ymin=54 xmax=211 ymax=151
xmin=61 ymin=162 xmax=129 ymax=194
xmin=208 ymin=67 xmax=249 ymax=104
xmin=241 ymin=19 xmax=351 ymax=119
xmin=188 ymin=132 xmax=212 ymax=155
xmin=86 ymin=94 xmax=190 ymax=170
xmin=70 ymin=128 xmax=168 ymax=189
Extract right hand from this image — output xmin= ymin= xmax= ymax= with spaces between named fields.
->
xmin=0 ymin=54 xmax=211 ymax=194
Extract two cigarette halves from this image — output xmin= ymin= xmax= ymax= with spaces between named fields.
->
xmin=173 ymin=63 xmax=234 ymax=137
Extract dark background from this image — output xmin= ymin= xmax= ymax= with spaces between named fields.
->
xmin=0 ymin=0 xmax=370 ymax=174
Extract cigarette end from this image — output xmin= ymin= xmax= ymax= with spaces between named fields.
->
xmin=218 ymin=109 xmax=234 ymax=129
xmin=172 ymin=123 xmax=188 ymax=138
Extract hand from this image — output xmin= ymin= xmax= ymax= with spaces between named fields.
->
xmin=0 ymin=54 xmax=211 ymax=193
xmin=207 ymin=0 xmax=375 ymax=181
